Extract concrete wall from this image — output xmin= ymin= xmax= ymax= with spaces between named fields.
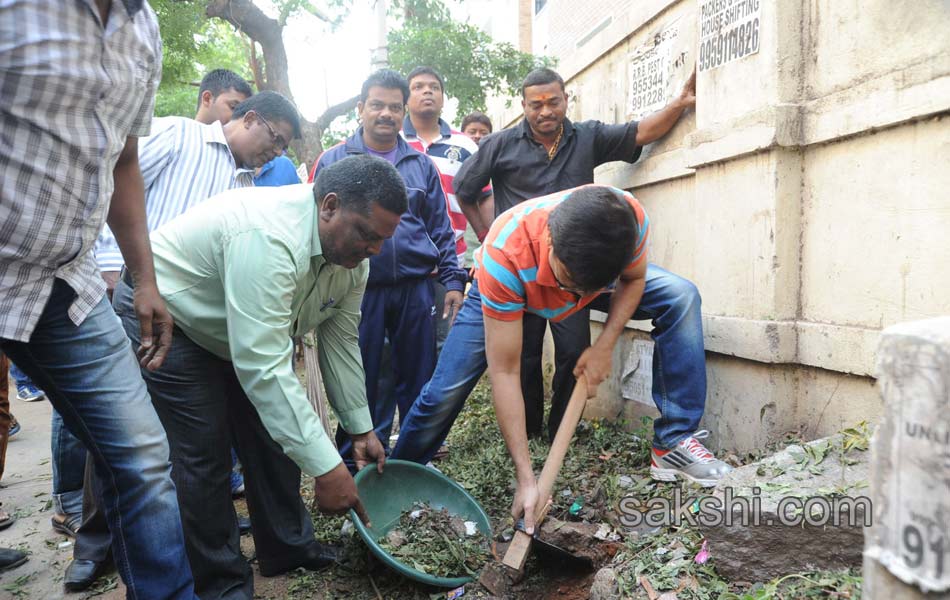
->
xmin=494 ymin=0 xmax=950 ymax=453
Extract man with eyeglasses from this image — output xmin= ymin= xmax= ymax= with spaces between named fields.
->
xmin=393 ymin=185 xmax=669 ymax=535
xmin=64 ymin=90 xmax=301 ymax=595
xmin=96 ymin=90 xmax=299 ymax=297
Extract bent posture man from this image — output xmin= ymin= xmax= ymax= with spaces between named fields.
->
xmin=394 ymin=186 xmax=646 ymax=528
xmin=106 ymin=155 xmax=404 ymax=599
xmin=452 ymin=68 xmax=729 ymax=483
xmin=393 ymin=186 xmax=733 ymax=529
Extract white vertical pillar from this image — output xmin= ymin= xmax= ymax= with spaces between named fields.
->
xmin=370 ymin=0 xmax=389 ymax=70
xmin=864 ymin=317 xmax=950 ymax=599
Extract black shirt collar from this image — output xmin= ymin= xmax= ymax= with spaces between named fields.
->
xmin=518 ymin=117 xmax=575 ymax=141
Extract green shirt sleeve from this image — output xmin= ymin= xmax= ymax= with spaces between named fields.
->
xmin=219 ymin=228 xmax=342 ymax=477
xmin=316 ymin=262 xmax=373 ymax=436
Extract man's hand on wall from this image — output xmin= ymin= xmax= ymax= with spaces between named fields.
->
xmin=635 ymin=66 xmax=696 ymax=144
xmin=677 ymin=67 xmax=697 ymax=110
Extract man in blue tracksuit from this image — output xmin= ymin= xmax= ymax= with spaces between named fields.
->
xmin=311 ymin=69 xmax=466 ymax=468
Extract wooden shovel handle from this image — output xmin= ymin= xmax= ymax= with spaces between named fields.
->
xmin=502 ymin=375 xmax=589 ymax=571
xmin=535 ymin=374 xmax=588 ymax=520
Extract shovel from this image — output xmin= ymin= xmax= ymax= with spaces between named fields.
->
xmin=512 ymin=517 xmax=593 ymax=570
xmin=502 ymin=375 xmax=593 ymax=572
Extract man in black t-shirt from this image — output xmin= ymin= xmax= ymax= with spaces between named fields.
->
xmin=453 ymin=67 xmax=731 ymax=489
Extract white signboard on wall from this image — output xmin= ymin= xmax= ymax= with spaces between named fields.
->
xmin=621 ymin=339 xmax=655 ymax=407
xmin=698 ymin=0 xmax=762 ymax=72
xmin=628 ymin=18 xmax=686 ymax=120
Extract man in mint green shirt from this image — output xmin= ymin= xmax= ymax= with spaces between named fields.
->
xmin=110 ymin=155 xmax=406 ymax=598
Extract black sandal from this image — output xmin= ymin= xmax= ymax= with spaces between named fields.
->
xmin=51 ymin=512 xmax=82 ymax=538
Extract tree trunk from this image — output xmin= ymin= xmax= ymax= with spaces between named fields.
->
xmin=205 ymin=0 xmax=356 ymax=167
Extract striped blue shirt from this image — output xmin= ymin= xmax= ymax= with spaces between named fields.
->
xmin=95 ymin=116 xmax=254 ymax=271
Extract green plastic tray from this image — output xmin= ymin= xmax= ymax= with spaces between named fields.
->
xmin=349 ymin=459 xmax=493 ymax=588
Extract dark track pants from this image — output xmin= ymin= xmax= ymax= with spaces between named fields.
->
xmin=336 ymin=278 xmax=436 ymax=467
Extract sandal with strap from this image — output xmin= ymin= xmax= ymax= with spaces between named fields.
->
xmin=51 ymin=512 xmax=82 ymax=538
xmin=0 ymin=506 xmax=15 ymax=531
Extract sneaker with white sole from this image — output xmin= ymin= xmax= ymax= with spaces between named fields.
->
xmin=16 ymin=384 xmax=45 ymax=402
xmin=650 ymin=430 xmax=732 ymax=487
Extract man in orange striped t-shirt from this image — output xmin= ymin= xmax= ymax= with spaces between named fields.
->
xmin=394 ymin=184 xmax=730 ymax=532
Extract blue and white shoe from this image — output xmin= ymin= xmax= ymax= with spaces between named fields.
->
xmin=16 ymin=384 xmax=45 ymax=402
xmin=230 ymin=469 xmax=245 ymax=498
xmin=8 ymin=417 xmax=20 ymax=437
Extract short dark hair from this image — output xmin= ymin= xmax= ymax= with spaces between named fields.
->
xmin=461 ymin=112 xmax=493 ymax=133
xmin=407 ymin=66 xmax=445 ymax=92
xmin=231 ymin=91 xmax=302 ymax=139
xmin=548 ymin=186 xmax=638 ymax=291
xmin=313 ymin=155 xmax=408 ymax=217
xmin=360 ymin=69 xmax=410 ymax=105
xmin=196 ymin=69 xmax=253 ymax=110
xmin=521 ymin=67 xmax=565 ymax=97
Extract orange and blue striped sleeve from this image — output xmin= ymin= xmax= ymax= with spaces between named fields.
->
xmin=622 ymin=194 xmax=650 ymax=275
xmin=475 ymin=220 xmax=527 ymax=321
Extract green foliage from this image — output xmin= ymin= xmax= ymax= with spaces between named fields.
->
xmin=321 ymin=112 xmax=359 ymax=149
xmin=719 ymin=570 xmax=862 ymax=599
xmin=154 ymin=83 xmax=199 ymax=120
xmin=152 ymin=1 xmax=254 ymax=118
xmin=388 ymin=0 xmax=553 ymax=119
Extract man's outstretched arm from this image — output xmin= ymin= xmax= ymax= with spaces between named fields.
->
xmin=635 ymin=68 xmax=696 ymax=145
xmin=485 ymin=314 xmax=544 ymax=533
xmin=573 ymin=260 xmax=648 ymax=397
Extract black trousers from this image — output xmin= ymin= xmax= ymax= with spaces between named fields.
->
xmin=74 ymin=281 xmax=321 ymax=599
xmin=520 ymin=307 xmax=591 ymax=440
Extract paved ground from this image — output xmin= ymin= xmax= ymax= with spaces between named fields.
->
xmin=0 ymin=379 xmax=301 ymax=600
xmin=0 ymin=379 xmax=115 ymax=599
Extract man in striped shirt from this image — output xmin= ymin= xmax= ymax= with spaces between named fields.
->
xmin=401 ymin=67 xmax=493 ymax=355
xmin=393 ymin=185 xmax=731 ymax=533
xmin=74 ymin=91 xmax=301 ymax=597
xmin=95 ymin=90 xmax=299 ymax=290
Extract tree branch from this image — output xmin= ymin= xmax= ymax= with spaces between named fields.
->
xmin=316 ymin=95 xmax=359 ymax=130
xmin=206 ymin=0 xmax=280 ymax=44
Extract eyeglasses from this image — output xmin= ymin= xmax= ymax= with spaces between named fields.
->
xmin=255 ymin=112 xmax=289 ymax=152
xmin=550 ymin=264 xmax=587 ymax=297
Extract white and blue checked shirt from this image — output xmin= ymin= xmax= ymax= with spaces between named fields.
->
xmin=0 ymin=0 xmax=161 ymax=342
xmin=95 ymin=117 xmax=255 ymax=272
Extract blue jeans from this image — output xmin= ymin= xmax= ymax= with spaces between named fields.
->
xmin=8 ymin=360 xmax=35 ymax=390
xmin=51 ymin=409 xmax=86 ymax=517
xmin=391 ymin=265 xmax=707 ymax=463
xmin=0 ymin=279 xmax=196 ymax=599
